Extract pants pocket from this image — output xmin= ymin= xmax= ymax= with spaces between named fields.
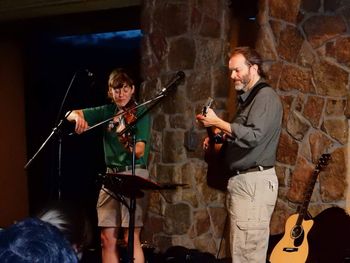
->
xmin=96 ymin=189 xmax=111 ymax=208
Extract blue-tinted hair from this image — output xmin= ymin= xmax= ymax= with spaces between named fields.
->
xmin=0 ymin=218 xmax=78 ymax=263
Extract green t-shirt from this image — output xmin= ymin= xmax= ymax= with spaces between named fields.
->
xmin=82 ymin=104 xmax=151 ymax=167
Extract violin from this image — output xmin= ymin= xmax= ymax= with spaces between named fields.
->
xmin=114 ymin=100 xmax=138 ymax=149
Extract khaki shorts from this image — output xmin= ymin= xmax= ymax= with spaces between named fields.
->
xmin=97 ymin=168 xmax=149 ymax=228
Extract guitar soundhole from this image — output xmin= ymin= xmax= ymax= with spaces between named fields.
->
xmin=290 ymin=225 xmax=304 ymax=247
xmin=291 ymin=225 xmax=303 ymax=239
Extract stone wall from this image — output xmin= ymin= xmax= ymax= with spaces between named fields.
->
xmin=139 ymin=0 xmax=350 ymax=256
xmin=256 ymin=0 xmax=350 ymax=234
xmin=140 ymin=0 xmax=231 ymax=256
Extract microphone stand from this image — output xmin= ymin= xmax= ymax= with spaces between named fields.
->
xmin=126 ymin=127 xmax=137 ymax=263
xmin=119 ymin=76 xmax=184 ymax=263
xmin=25 ymin=70 xmax=84 ymax=200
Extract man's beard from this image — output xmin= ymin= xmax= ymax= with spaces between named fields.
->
xmin=234 ymin=74 xmax=250 ymax=91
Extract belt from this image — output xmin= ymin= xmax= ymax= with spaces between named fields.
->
xmin=108 ymin=164 xmax=147 ymax=173
xmin=233 ymin=165 xmax=273 ymax=175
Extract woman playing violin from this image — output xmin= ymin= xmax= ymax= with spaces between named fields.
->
xmin=66 ymin=68 xmax=151 ymax=263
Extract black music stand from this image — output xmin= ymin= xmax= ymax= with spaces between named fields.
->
xmin=102 ymin=172 xmax=162 ymax=262
xmin=102 ymin=172 xmax=187 ymax=263
xmin=103 ymin=172 xmax=162 ymax=200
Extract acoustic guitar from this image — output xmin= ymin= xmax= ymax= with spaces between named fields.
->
xmin=269 ymin=153 xmax=331 ymax=263
xmin=201 ymin=97 xmax=229 ymax=191
xmin=201 ymin=98 xmax=223 ymax=160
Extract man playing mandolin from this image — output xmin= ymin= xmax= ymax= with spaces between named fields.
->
xmin=67 ymin=68 xmax=151 ymax=263
xmin=196 ymin=46 xmax=282 ymax=263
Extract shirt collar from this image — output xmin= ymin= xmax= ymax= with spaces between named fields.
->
xmin=238 ymin=78 xmax=265 ymax=104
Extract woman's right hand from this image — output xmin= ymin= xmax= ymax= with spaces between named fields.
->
xmin=66 ymin=110 xmax=89 ymax=134
xmin=74 ymin=115 xmax=89 ymax=134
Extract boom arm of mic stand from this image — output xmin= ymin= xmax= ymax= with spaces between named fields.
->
xmin=24 ymin=118 xmax=65 ymax=169
xmin=116 ymin=90 xmax=173 ymax=137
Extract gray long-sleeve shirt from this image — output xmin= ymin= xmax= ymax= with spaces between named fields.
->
xmin=224 ymin=81 xmax=283 ymax=171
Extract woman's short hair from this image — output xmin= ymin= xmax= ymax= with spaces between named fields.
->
xmin=107 ymin=68 xmax=135 ymax=100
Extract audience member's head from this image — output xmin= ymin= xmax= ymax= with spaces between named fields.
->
xmin=0 ymin=217 xmax=78 ymax=263
xmin=37 ymin=202 xmax=92 ymax=260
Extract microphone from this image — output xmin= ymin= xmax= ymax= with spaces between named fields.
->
xmin=160 ymin=71 xmax=185 ymax=94
xmin=84 ymin=69 xmax=94 ymax=77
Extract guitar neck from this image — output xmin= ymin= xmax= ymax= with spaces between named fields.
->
xmin=206 ymin=127 xmax=215 ymax=139
xmin=296 ymin=154 xmax=330 ymax=225
xmin=296 ymin=170 xmax=320 ymax=224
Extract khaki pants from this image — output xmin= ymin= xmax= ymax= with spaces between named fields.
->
xmin=97 ymin=168 xmax=149 ymax=228
xmin=226 ymin=168 xmax=278 ymax=263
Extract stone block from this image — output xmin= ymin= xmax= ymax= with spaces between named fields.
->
xmin=168 ymin=37 xmax=196 ymax=71
xmin=286 ymin=110 xmax=310 ymax=141
xmin=303 ymin=95 xmax=325 ymax=128
xmin=256 ymin=25 xmax=278 ymax=61
xmin=153 ymin=2 xmax=189 ymax=37
xmin=319 ymin=147 xmax=347 ymax=201
xmin=321 ymin=118 xmax=348 ymax=144
xmin=325 ymin=98 xmax=346 ymax=116
xmin=279 ymin=64 xmax=315 ymax=93
xmin=162 ymin=130 xmax=187 ymax=163
xmin=193 ymin=209 xmax=210 ymax=236
xmin=199 ymin=15 xmax=221 ymax=38
xmin=164 ymin=203 xmax=191 ymax=235
xmin=277 ymin=25 xmax=304 ymax=62
xmin=301 ymin=0 xmax=321 ymax=12
xmin=287 ymin=155 xmax=315 ymax=202
xmin=303 ymin=15 xmax=346 ymax=48
xmin=309 ymin=130 xmax=334 ymax=163
xmin=280 ymin=95 xmax=294 ymax=126
xmin=334 ymin=37 xmax=350 ymax=68
xmin=194 ymin=38 xmax=223 ymax=71
xmin=186 ymin=73 xmax=211 ymax=102
xmin=277 ymin=131 xmax=299 ymax=165
xmin=269 ymin=0 xmax=301 ymax=23
xmin=207 ymin=206 xmax=227 ymax=238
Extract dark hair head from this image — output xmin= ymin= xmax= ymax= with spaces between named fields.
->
xmin=231 ymin=46 xmax=266 ymax=78
xmin=0 ymin=218 xmax=78 ymax=263
xmin=107 ymin=68 xmax=135 ymax=101
xmin=108 ymin=68 xmax=134 ymax=90
xmin=37 ymin=202 xmax=92 ymax=255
